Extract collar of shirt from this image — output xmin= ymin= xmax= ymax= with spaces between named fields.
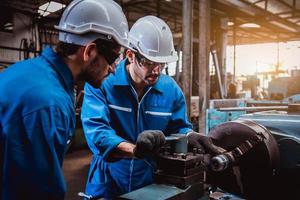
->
xmin=113 ymin=59 xmax=164 ymax=93
xmin=41 ymin=46 xmax=74 ymax=92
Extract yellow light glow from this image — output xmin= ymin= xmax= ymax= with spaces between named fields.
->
xmin=226 ymin=41 xmax=300 ymax=76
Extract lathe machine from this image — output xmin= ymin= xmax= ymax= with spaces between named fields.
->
xmin=118 ymin=118 xmax=300 ymax=200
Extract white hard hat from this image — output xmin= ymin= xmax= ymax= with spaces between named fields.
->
xmin=128 ymin=15 xmax=178 ymax=63
xmin=55 ymin=0 xmax=129 ymax=48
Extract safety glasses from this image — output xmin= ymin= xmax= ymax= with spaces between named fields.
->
xmin=135 ymin=53 xmax=165 ymax=70
xmin=95 ymin=40 xmax=124 ymax=65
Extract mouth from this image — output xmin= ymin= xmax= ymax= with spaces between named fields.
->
xmin=147 ymin=75 xmax=159 ymax=82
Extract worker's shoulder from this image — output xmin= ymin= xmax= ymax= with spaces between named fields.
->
xmin=1 ymin=58 xmax=71 ymax=111
xmin=159 ymin=74 xmax=177 ymax=83
xmin=0 ymin=56 xmax=51 ymax=83
xmin=102 ymin=65 xmax=128 ymax=88
xmin=157 ymin=74 xmax=182 ymax=90
xmin=0 ymin=58 xmax=42 ymax=94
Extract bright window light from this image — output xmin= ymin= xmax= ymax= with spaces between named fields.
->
xmin=39 ymin=1 xmax=66 ymax=17
xmin=228 ymin=21 xmax=234 ymax=26
xmin=240 ymin=23 xmax=261 ymax=28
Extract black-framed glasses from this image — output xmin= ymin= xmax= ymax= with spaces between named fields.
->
xmin=135 ymin=53 xmax=165 ymax=70
xmin=95 ymin=39 xmax=124 ymax=65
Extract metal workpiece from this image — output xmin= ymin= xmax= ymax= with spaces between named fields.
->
xmin=165 ymin=134 xmax=188 ymax=154
xmin=211 ymin=132 xmax=265 ymax=172
xmin=210 ymin=153 xmax=234 ymax=172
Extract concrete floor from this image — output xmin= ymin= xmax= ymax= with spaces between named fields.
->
xmin=63 ymin=148 xmax=92 ymax=200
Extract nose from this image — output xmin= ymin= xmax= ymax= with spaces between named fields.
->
xmin=151 ymin=65 xmax=161 ymax=74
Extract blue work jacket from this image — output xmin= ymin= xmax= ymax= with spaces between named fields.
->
xmin=0 ymin=47 xmax=75 ymax=200
xmin=81 ymin=59 xmax=192 ymax=199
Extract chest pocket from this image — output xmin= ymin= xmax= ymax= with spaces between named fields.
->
xmin=143 ymin=106 xmax=172 ymax=131
xmin=108 ymin=104 xmax=133 ymax=126
xmin=108 ymin=104 xmax=135 ymax=136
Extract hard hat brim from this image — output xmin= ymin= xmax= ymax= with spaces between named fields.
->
xmin=139 ymin=52 xmax=178 ymax=63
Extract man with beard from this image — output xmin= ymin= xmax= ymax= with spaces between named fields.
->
xmin=0 ymin=0 xmax=130 ymax=199
xmin=81 ymin=16 xmax=223 ymax=200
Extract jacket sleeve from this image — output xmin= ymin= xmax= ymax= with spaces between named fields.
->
xmin=166 ymin=86 xmax=193 ymax=135
xmin=81 ymin=83 xmax=126 ymax=160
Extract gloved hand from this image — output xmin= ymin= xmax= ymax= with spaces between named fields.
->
xmin=187 ymin=132 xmax=226 ymax=155
xmin=134 ymin=130 xmax=166 ymax=159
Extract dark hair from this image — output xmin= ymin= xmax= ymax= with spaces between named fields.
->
xmin=55 ymin=42 xmax=82 ymax=58
xmin=134 ymin=52 xmax=142 ymax=63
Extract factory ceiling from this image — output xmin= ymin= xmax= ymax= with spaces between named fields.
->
xmin=1 ymin=0 xmax=300 ymax=46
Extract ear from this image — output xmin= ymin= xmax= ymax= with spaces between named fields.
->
xmin=126 ymin=49 xmax=135 ymax=63
xmin=82 ymin=43 xmax=98 ymax=62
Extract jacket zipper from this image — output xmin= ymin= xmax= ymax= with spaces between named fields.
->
xmin=128 ymin=85 xmax=152 ymax=192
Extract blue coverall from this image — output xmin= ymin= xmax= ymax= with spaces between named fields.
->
xmin=0 ymin=47 xmax=75 ymax=200
xmin=81 ymin=59 xmax=192 ymax=199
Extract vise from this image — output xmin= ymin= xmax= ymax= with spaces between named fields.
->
xmin=154 ymin=134 xmax=206 ymax=199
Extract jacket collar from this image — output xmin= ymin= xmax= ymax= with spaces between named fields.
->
xmin=113 ymin=59 xmax=163 ymax=93
xmin=113 ymin=59 xmax=131 ymax=86
xmin=41 ymin=46 xmax=74 ymax=92
xmin=151 ymin=77 xmax=164 ymax=93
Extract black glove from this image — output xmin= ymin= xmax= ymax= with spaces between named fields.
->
xmin=134 ymin=130 xmax=166 ymax=159
xmin=187 ymin=132 xmax=226 ymax=155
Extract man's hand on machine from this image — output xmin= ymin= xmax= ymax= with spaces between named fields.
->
xmin=106 ymin=130 xmax=165 ymax=161
xmin=187 ymin=131 xmax=226 ymax=155
xmin=133 ymin=130 xmax=166 ymax=159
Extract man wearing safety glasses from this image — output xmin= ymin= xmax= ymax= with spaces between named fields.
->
xmin=81 ymin=15 xmax=223 ymax=200
xmin=0 ymin=0 xmax=130 ymax=199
